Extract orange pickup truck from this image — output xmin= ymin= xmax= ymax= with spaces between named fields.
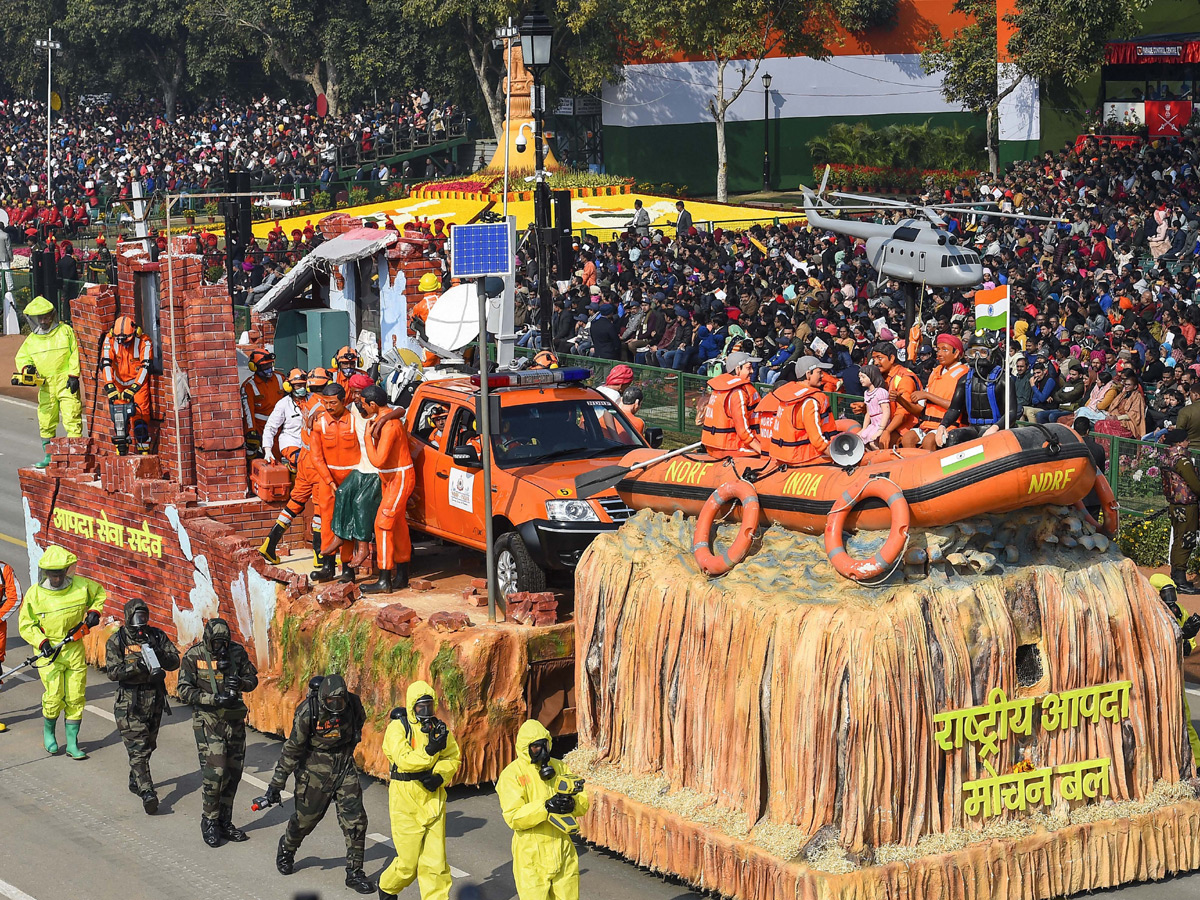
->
xmin=403 ymin=367 xmax=661 ymax=596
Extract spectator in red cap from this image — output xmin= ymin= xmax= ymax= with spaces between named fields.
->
xmin=896 ymin=333 xmax=967 ymax=450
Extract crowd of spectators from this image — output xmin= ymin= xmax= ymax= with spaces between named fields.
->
xmin=517 ymin=134 xmax=1200 ymax=448
xmin=0 ymin=91 xmax=461 ymax=244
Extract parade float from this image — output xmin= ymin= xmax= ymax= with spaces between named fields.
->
xmin=567 ymin=435 xmax=1200 ymax=899
xmin=16 ymin=222 xmax=577 ymax=785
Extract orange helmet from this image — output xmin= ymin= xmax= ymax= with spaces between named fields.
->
xmin=112 ymin=315 xmax=137 ymax=341
xmin=248 ymin=349 xmax=276 ymax=372
xmin=334 ymin=346 xmax=359 ymax=367
xmin=307 ymin=366 xmax=332 ymax=389
xmin=283 ymin=368 xmax=307 ymax=393
xmin=532 ymin=350 xmax=560 ymax=370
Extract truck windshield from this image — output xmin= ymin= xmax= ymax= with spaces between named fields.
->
xmin=490 ymin=398 xmax=644 ymax=467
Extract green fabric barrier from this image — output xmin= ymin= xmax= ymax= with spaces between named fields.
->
xmin=332 ymin=470 xmax=382 ymax=541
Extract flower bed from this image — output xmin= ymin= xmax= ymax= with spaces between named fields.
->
xmin=815 ymin=164 xmax=982 ymax=195
xmin=411 ymin=171 xmax=633 ymax=202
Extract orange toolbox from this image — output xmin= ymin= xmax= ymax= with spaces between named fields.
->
xmin=251 ymin=459 xmax=292 ymax=502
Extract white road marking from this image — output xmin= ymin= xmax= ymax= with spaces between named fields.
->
xmin=367 ymin=832 xmax=470 ymax=878
xmin=0 ymin=876 xmax=40 ymax=900
xmin=239 ymin=770 xmax=293 ymax=801
xmin=0 ymin=394 xmax=37 ymax=410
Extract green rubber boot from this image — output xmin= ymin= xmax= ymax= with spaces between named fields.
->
xmin=64 ymin=719 xmax=87 ymax=759
xmin=34 ymin=439 xmax=51 ymax=469
xmin=43 ymin=717 xmax=59 ymax=754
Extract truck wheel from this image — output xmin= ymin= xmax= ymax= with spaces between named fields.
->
xmin=495 ymin=532 xmax=546 ymax=598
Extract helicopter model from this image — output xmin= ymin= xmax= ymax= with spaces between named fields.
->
xmin=800 ymin=167 xmax=1065 ymax=324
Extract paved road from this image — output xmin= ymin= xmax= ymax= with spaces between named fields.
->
xmin=0 ymin=395 xmax=1196 ymax=900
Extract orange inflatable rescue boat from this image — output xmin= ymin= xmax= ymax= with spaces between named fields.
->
xmin=612 ymin=424 xmax=1117 ymax=583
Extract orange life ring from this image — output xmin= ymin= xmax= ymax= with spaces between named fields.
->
xmin=824 ymin=478 xmax=910 ymax=582
xmin=693 ymin=480 xmax=761 ymax=576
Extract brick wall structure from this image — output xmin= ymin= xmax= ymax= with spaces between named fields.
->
xmin=17 ymin=243 xmax=292 ymax=657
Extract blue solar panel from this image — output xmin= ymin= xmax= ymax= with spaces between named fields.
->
xmin=450 ymin=222 xmax=513 ymax=279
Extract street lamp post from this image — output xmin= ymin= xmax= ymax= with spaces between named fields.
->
xmin=520 ymin=6 xmax=554 ymax=349
xmin=761 ymin=72 xmax=773 ymax=192
xmin=35 ymin=29 xmax=62 ymax=203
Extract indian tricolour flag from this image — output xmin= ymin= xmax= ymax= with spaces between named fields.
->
xmin=940 ymin=444 xmax=985 ymax=475
xmin=975 ymin=285 xmax=1009 ymax=331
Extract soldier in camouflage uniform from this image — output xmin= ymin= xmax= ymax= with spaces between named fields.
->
xmin=177 ymin=617 xmax=259 ymax=848
xmin=104 ymin=598 xmax=180 ymax=815
xmin=263 ymin=673 xmax=373 ymax=893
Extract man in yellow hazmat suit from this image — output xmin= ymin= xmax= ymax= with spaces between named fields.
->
xmin=17 ymin=545 xmax=106 ymax=759
xmin=497 ymin=719 xmax=590 ymax=900
xmin=1150 ymin=573 xmax=1200 ymax=769
xmin=13 ymin=296 xmax=82 ymax=467
xmin=377 ymin=680 xmax=461 ymax=900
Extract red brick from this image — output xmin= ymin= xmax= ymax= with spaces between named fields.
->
xmin=409 ymin=578 xmax=434 ymax=592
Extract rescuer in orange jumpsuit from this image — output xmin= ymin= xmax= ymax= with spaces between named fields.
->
xmin=360 ymin=384 xmax=414 ymax=593
xmin=100 ymin=315 xmax=154 ymax=453
xmin=332 ymin=347 xmax=369 ymax=393
xmin=701 ymin=351 xmax=762 ymax=458
xmin=259 ymin=367 xmax=331 ymax=566
xmin=0 ymin=560 xmax=22 ymax=732
xmin=242 ymin=349 xmax=286 ymax=457
xmin=761 ymin=356 xmax=837 ymax=467
xmin=309 ymin=382 xmax=362 ymax=584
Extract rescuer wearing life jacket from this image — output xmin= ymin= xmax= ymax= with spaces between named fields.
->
xmin=896 ymin=333 xmax=968 ymax=451
xmin=861 ymin=341 xmax=921 ymax=450
xmin=701 ymin=351 xmax=762 ymax=458
xmin=760 ymin=356 xmax=837 ymax=467
xmin=937 ymin=336 xmax=1016 ymax=443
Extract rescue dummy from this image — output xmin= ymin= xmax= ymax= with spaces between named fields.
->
xmin=241 ymin=349 xmax=286 ymax=457
xmin=497 ymin=719 xmax=590 ymax=900
xmin=760 ymin=355 xmax=837 ymax=466
xmin=13 ymin=297 xmax=81 ymax=466
xmin=100 ymin=315 xmax=154 ymax=454
xmin=360 ymin=384 xmax=415 ymax=593
xmin=377 ymin=681 xmax=462 ymax=900
xmin=104 ymin=598 xmax=180 ymax=814
xmin=17 ymin=545 xmax=105 ymax=758
xmin=1150 ymin=574 xmax=1200 ymax=769
xmin=701 ymin=351 xmax=762 ymax=457
xmin=0 ymin=561 xmax=22 ymax=732
xmin=266 ymin=673 xmax=373 ymax=894
xmin=309 ymin=383 xmax=363 ymax=584
xmin=260 ymin=367 xmax=331 ymax=566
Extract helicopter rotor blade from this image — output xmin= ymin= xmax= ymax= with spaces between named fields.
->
xmin=930 ymin=205 xmax=1067 ymax=224
xmin=921 ymin=207 xmax=946 ymax=227
xmin=818 ymin=165 xmax=830 ymax=198
xmin=830 ymin=191 xmax=912 ymax=207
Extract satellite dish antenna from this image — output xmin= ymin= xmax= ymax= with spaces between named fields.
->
xmin=424 ymin=283 xmax=479 ymax=351
xmin=829 ymin=432 xmax=866 ymax=469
